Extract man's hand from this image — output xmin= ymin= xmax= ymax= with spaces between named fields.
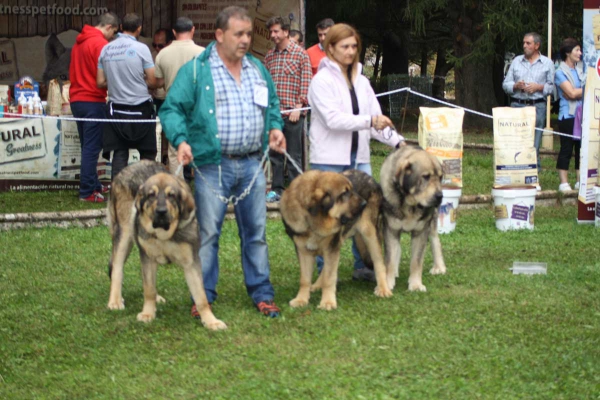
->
xmin=514 ymin=80 xmax=526 ymax=91
xmin=177 ymin=142 xmax=193 ymax=166
xmin=288 ymin=110 xmax=301 ymax=123
xmin=523 ymin=82 xmax=542 ymax=94
xmin=269 ymin=129 xmax=286 ymax=154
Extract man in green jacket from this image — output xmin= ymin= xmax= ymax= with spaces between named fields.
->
xmin=159 ymin=6 xmax=286 ymax=319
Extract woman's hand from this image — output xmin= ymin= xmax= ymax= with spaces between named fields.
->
xmin=371 ymin=115 xmax=394 ymax=131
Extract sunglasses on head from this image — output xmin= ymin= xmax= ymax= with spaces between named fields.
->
xmin=152 ymin=43 xmax=166 ymax=49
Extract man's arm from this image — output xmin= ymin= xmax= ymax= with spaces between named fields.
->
xmin=502 ymin=60 xmax=519 ymax=95
xmin=96 ymin=68 xmax=107 ymax=89
xmin=158 ymin=61 xmax=197 ymax=151
xmin=144 ymin=67 xmax=157 ymax=89
xmin=156 ymin=78 xmax=165 ymax=89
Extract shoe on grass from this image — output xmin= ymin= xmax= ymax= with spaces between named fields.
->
xmin=535 ymin=184 xmax=541 ymax=191
xmin=266 ymin=191 xmax=281 ymax=203
xmin=558 ymin=183 xmax=572 ymax=192
xmin=352 ymin=267 xmax=376 ymax=282
xmin=256 ymin=300 xmax=280 ymax=318
xmin=80 ymin=191 xmax=105 ymax=203
xmin=574 ymin=182 xmax=580 ymax=190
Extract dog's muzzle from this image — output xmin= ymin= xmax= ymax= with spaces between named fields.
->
xmin=433 ymin=191 xmax=443 ymax=207
xmin=152 ymin=207 xmax=171 ymax=230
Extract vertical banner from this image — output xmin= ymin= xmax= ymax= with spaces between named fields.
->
xmin=580 ymin=2 xmax=600 ymax=222
xmin=177 ymin=0 xmax=303 ymax=60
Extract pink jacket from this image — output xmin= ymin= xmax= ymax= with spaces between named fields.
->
xmin=308 ymin=57 xmax=402 ymax=165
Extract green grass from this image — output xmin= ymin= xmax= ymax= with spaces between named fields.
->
xmin=1 ymin=205 xmax=599 ymax=398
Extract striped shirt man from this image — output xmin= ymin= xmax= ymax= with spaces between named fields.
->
xmin=503 ymin=54 xmax=555 ymax=101
xmin=209 ymin=45 xmax=265 ymax=155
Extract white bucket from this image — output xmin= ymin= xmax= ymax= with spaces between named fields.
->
xmin=595 ymin=186 xmax=600 ymax=228
xmin=438 ymin=188 xmax=461 ymax=234
xmin=491 ymin=187 xmax=537 ymax=231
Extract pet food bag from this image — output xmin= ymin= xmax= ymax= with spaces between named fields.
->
xmin=492 ymin=107 xmax=538 ymax=188
xmin=418 ymin=107 xmax=464 ymax=188
xmin=47 ymin=79 xmax=62 ymax=116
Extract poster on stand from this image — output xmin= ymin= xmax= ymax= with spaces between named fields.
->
xmin=580 ymin=2 xmax=600 ymax=222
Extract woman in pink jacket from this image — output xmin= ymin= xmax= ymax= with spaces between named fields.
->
xmin=308 ymin=23 xmax=404 ymax=280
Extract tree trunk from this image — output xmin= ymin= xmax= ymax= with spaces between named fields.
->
xmin=432 ymin=45 xmax=452 ymax=99
xmin=373 ymin=44 xmax=382 ymax=82
xmin=452 ymin=1 xmax=497 ymax=126
xmin=420 ymin=46 xmax=428 ymax=76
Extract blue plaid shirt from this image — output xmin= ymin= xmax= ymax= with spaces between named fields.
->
xmin=209 ymin=46 xmax=265 ymax=155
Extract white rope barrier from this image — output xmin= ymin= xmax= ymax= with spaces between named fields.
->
xmin=2 ymin=87 xmax=574 ymax=138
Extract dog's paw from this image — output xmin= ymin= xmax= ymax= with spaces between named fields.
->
xmin=289 ymin=297 xmax=309 ymax=308
xmin=136 ymin=312 xmax=155 ymax=322
xmin=107 ymin=298 xmax=125 ymax=310
xmin=374 ymin=285 xmax=393 ymax=298
xmin=317 ymin=299 xmax=337 ymax=311
xmin=204 ymin=319 xmax=227 ymax=331
xmin=430 ymin=265 xmax=446 ymax=275
xmin=408 ymin=282 xmax=427 ymax=292
xmin=386 ymin=276 xmax=396 ymax=291
xmin=156 ymin=295 xmax=166 ymax=303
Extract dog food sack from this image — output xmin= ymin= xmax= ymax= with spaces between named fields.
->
xmin=492 ymin=107 xmax=538 ymax=188
xmin=418 ymin=107 xmax=464 ymax=188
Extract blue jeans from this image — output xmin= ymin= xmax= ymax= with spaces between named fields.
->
xmin=193 ymin=154 xmax=274 ymax=305
xmin=511 ymin=101 xmax=546 ymax=171
xmin=311 ymin=153 xmax=372 ymax=272
xmin=70 ymin=102 xmax=106 ymax=197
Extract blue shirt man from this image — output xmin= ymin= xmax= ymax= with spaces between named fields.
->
xmin=159 ymin=6 xmax=286 ymax=319
xmin=502 ymin=32 xmax=555 ymax=179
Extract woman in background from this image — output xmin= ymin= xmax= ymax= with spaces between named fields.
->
xmin=554 ymin=38 xmax=584 ymax=192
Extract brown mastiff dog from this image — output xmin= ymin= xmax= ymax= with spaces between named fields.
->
xmin=280 ymin=170 xmax=393 ymax=311
xmin=107 ymin=160 xmax=226 ymax=330
xmin=380 ymin=145 xmax=447 ymax=292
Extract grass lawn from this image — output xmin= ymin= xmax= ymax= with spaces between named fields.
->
xmin=1 ymin=204 xmax=599 ymax=398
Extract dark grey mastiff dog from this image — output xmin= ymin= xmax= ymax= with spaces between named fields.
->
xmin=106 ymin=160 xmax=226 ymax=330
xmin=380 ymin=146 xmax=447 ymax=292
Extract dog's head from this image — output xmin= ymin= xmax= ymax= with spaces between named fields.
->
xmin=392 ymin=146 xmax=444 ymax=208
xmin=135 ymin=173 xmax=195 ymax=238
xmin=307 ymin=172 xmax=366 ymax=227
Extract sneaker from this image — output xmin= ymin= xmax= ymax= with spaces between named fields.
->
xmin=100 ymin=184 xmax=111 ymax=194
xmin=558 ymin=183 xmax=572 ymax=192
xmin=265 ymin=190 xmax=281 ymax=203
xmin=574 ymin=182 xmax=580 ymax=190
xmin=352 ymin=267 xmax=376 ymax=282
xmin=80 ymin=191 xmax=105 ymax=203
xmin=535 ymin=184 xmax=542 ymax=191
xmin=256 ymin=300 xmax=280 ymax=318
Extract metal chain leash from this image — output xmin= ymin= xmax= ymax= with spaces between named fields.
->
xmin=189 ymin=149 xmax=271 ymax=206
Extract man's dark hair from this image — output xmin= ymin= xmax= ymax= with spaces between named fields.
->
xmin=559 ymin=38 xmax=581 ymax=61
xmin=266 ymin=16 xmax=290 ymax=32
xmin=122 ymin=13 xmax=142 ymax=33
xmin=174 ymin=17 xmax=194 ymax=33
xmin=215 ymin=6 xmax=251 ymax=31
xmin=316 ymin=18 xmax=334 ymax=31
xmin=525 ymin=32 xmax=542 ymax=46
xmin=154 ymin=28 xmax=174 ymax=44
xmin=290 ymin=29 xmax=303 ymax=43
xmin=97 ymin=12 xmax=120 ymax=28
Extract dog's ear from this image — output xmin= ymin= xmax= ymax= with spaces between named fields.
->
xmin=135 ymin=184 xmax=146 ymax=212
xmin=177 ymin=181 xmax=196 ymax=221
xmin=394 ymin=159 xmax=412 ymax=194
xmin=308 ymin=188 xmax=324 ymax=216
xmin=319 ymin=192 xmax=334 ymax=214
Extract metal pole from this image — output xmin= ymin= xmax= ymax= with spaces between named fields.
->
xmin=542 ymin=0 xmax=554 ymax=150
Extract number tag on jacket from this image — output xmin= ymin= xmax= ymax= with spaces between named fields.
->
xmin=253 ymin=84 xmax=268 ymax=108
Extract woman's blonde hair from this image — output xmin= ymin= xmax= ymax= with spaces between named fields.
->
xmin=324 ymin=24 xmax=362 ymax=79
